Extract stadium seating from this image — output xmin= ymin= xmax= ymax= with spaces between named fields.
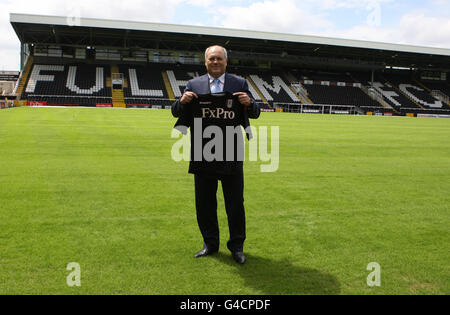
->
xmin=351 ymin=71 xmax=447 ymax=112
xmin=382 ymin=73 xmax=444 ymax=109
xmin=419 ymin=80 xmax=450 ymax=98
xmin=122 ymin=65 xmax=166 ymax=98
xmin=166 ymin=69 xmax=193 ymax=98
xmin=119 ymin=64 xmax=167 ymax=107
xmin=413 ymin=80 xmax=450 ymax=110
xmin=292 ymin=69 xmax=356 ymax=83
xmin=23 ymin=63 xmax=111 ymax=106
xmin=17 ymin=60 xmax=450 ymax=114
xmin=303 ymin=84 xmax=380 ymax=107
xmin=246 ymin=72 xmax=300 ymax=104
xmin=289 ymin=70 xmax=382 ymax=109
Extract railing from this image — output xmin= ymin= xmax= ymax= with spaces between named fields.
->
xmin=273 ymin=102 xmax=358 ymax=115
xmin=28 ymin=94 xmax=112 ymax=100
xmin=361 ymin=85 xmax=393 ymax=110
xmin=291 ymin=82 xmax=309 ymax=97
xmin=400 ymin=107 xmax=450 ymax=112
xmin=111 ymin=73 xmax=124 ymax=87
xmin=431 ymin=90 xmax=449 ymax=105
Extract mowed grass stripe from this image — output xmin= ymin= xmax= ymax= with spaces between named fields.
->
xmin=0 ymin=107 xmax=448 ymax=294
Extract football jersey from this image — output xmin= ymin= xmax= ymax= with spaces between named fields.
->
xmin=189 ymin=92 xmax=246 ymax=176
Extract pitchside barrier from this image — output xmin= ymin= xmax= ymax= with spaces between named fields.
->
xmin=417 ymin=114 xmax=450 ymax=118
xmin=400 ymin=107 xmax=450 ymax=118
xmin=0 ymin=100 xmax=15 ymax=109
xmin=13 ymin=98 xmax=450 ymax=118
xmin=273 ymin=103 xmax=358 ymax=115
xmin=127 ymin=104 xmax=172 ymax=109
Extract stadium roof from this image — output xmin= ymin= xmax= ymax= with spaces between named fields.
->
xmin=10 ymin=13 xmax=450 ymax=71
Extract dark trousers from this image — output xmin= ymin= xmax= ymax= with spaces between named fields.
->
xmin=194 ymin=169 xmax=246 ymax=253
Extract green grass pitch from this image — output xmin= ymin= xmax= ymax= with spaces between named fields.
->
xmin=0 ymin=107 xmax=449 ymax=295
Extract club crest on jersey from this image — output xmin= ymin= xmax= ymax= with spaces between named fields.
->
xmin=226 ymin=99 xmax=233 ymax=109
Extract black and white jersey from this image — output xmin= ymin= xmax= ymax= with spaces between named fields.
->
xmin=189 ymin=92 xmax=246 ymax=176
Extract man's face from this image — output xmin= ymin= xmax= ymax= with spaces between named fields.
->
xmin=205 ymin=47 xmax=227 ymax=78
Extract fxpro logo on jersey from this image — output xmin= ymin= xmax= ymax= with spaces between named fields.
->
xmin=201 ymin=107 xmax=235 ymax=120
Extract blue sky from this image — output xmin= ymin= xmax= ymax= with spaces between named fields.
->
xmin=1 ymin=0 xmax=450 ymax=70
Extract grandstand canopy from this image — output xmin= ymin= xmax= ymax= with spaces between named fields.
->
xmin=10 ymin=13 xmax=450 ymax=72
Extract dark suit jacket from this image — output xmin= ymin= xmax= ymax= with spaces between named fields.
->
xmin=172 ymin=73 xmax=260 ymax=140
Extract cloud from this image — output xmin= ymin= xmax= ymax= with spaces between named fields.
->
xmin=185 ymin=0 xmax=214 ymax=6
xmin=0 ymin=0 xmax=181 ymax=69
xmin=216 ymin=0 xmax=333 ymax=34
xmin=213 ymin=0 xmax=450 ymax=49
xmin=314 ymin=10 xmax=450 ymax=49
xmin=4 ymin=0 xmax=178 ymax=22
xmin=311 ymin=0 xmax=393 ymax=10
xmin=0 ymin=46 xmax=20 ymax=71
xmin=396 ymin=11 xmax=450 ymax=48
xmin=1 ymin=0 xmax=449 ymax=70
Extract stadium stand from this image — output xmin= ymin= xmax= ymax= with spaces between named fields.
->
xmin=419 ymin=80 xmax=450 ymax=98
xmin=350 ymin=71 xmax=434 ymax=114
xmin=382 ymin=73 xmax=443 ymax=109
xmin=9 ymin=14 xmax=450 ymax=116
xmin=23 ymin=63 xmax=112 ymax=107
xmin=247 ymin=72 xmax=300 ymax=105
xmin=303 ymin=84 xmax=380 ymax=107
xmin=289 ymin=69 xmax=382 ymax=109
xmin=120 ymin=63 xmax=167 ymax=107
xmin=291 ymin=69 xmax=356 ymax=83
xmin=14 ymin=60 xmax=450 ymax=115
xmin=414 ymin=79 xmax=450 ymax=110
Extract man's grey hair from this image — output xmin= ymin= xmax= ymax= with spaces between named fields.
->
xmin=205 ymin=45 xmax=228 ymax=60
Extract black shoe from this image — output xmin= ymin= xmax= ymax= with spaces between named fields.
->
xmin=194 ymin=246 xmax=218 ymax=258
xmin=232 ymin=252 xmax=246 ymax=264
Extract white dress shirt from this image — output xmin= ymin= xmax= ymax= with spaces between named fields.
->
xmin=208 ymin=73 xmax=225 ymax=93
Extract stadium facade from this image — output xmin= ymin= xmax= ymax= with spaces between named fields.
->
xmin=5 ymin=13 xmax=450 ymax=117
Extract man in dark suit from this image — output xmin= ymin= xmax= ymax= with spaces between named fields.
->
xmin=171 ymin=45 xmax=260 ymax=264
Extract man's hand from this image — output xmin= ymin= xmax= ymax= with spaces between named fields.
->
xmin=233 ymin=92 xmax=252 ymax=107
xmin=180 ymin=91 xmax=198 ymax=105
